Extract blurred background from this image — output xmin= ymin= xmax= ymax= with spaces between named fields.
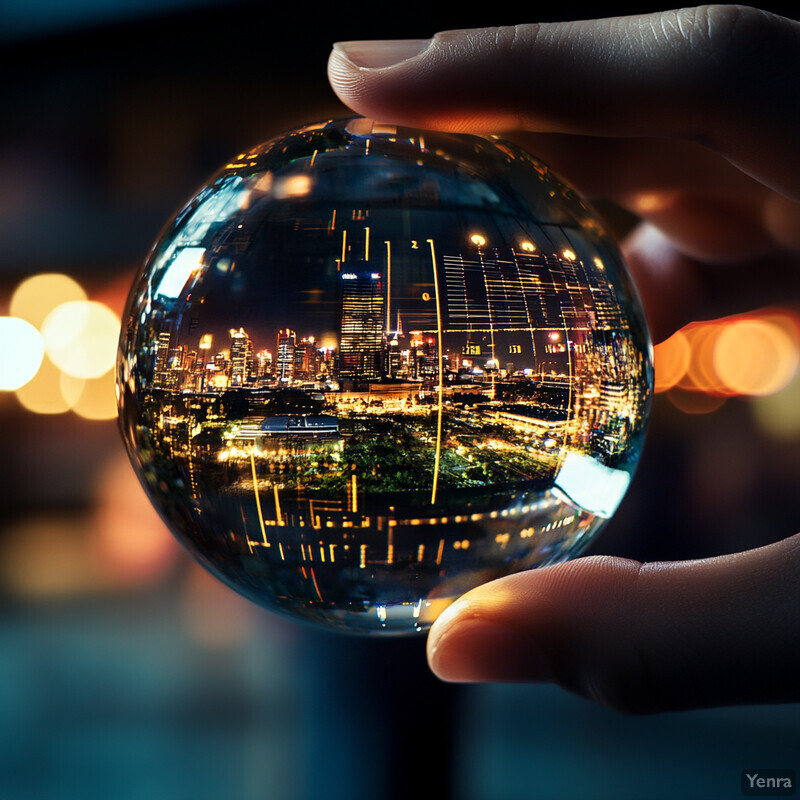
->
xmin=1 ymin=1 xmax=799 ymax=798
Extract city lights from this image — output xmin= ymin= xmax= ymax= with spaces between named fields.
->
xmin=118 ymin=118 xmax=655 ymax=633
xmin=275 ymin=173 xmax=313 ymax=198
xmin=107 ymin=116 xmax=800 ymax=634
xmin=41 ymin=300 xmax=120 ymax=379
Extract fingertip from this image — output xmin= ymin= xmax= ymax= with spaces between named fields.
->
xmin=427 ymin=597 xmax=555 ymax=684
xmin=426 ymin=596 xmax=478 ymax=681
xmin=330 ymin=39 xmax=432 ymax=71
xmin=426 ymin=557 xmax=643 ymax=693
xmin=326 ymin=45 xmax=364 ymax=108
xmin=427 ymin=541 xmax=800 ymax=711
xmin=327 ymin=39 xmax=433 ymax=114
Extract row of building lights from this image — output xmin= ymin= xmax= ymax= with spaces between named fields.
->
xmin=2 ymin=270 xmax=800 ymax=425
xmin=468 ymin=233 xmax=580 ymax=264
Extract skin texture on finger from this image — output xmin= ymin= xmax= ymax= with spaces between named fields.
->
xmin=328 ymin=6 xmax=800 ymax=200
xmin=426 ymin=533 xmax=800 ymax=714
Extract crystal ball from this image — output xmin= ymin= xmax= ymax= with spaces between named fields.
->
xmin=117 ymin=117 xmax=652 ymax=634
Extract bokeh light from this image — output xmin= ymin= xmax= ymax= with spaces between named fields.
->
xmin=90 ymin=452 xmax=179 ymax=584
xmin=714 ymin=317 xmax=799 ymax=396
xmin=666 ymin=388 xmax=727 ymax=415
xmin=682 ymin=323 xmax=729 ymax=395
xmin=15 ymin=353 xmax=73 ymax=413
xmin=653 ymin=309 xmax=800 ymax=408
xmin=0 ymin=317 xmax=44 ymax=390
xmin=653 ymin=330 xmax=690 ymax=393
xmin=41 ymin=300 xmax=120 ymax=379
xmin=751 ymin=369 xmax=800 ymax=437
xmin=6 ymin=273 xmax=122 ymax=418
xmin=10 ymin=272 xmax=86 ymax=329
xmin=65 ymin=369 xmax=118 ymax=420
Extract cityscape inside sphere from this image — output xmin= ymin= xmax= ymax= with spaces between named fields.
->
xmin=117 ymin=117 xmax=653 ymax=634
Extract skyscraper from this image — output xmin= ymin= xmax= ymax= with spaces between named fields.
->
xmin=276 ymin=328 xmax=296 ymax=385
xmin=153 ymin=330 xmax=173 ymax=389
xmin=294 ymin=336 xmax=315 ymax=380
xmin=229 ymin=327 xmax=253 ymax=386
xmin=338 ymin=270 xmax=385 ymax=384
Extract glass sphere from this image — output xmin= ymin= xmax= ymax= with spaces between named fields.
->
xmin=118 ymin=117 xmax=652 ymax=634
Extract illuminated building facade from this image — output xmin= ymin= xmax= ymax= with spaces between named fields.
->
xmin=338 ymin=270 xmax=385 ymax=385
xmin=294 ymin=337 xmax=315 ymax=380
xmin=276 ymin=329 xmax=296 ymax=385
xmin=153 ymin=331 xmax=174 ymax=389
xmin=229 ymin=328 xmax=253 ymax=387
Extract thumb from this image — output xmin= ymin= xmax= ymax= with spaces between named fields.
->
xmin=426 ymin=534 xmax=800 ymax=713
xmin=328 ymin=7 xmax=800 ymax=201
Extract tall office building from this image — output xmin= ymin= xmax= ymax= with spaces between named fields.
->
xmin=153 ymin=330 xmax=173 ymax=389
xmin=276 ymin=328 xmax=296 ymax=385
xmin=294 ymin=336 xmax=315 ymax=380
xmin=338 ymin=270 xmax=385 ymax=383
xmin=255 ymin=349 xmax=272 ymax=381
xmin=229 ymin=328 xmax=253 ymax=386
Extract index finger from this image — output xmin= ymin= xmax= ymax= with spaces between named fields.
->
xmin=328 ymin=6 xmax=800 ymax=200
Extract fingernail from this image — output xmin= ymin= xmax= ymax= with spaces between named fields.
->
xmin=332 ymin=39 xmax=431 ymax=69
xmin=428 ymin=616 xmax=555 ymax=684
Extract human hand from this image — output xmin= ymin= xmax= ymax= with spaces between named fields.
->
xmin=328 ymin=6 xmax=800 ymax=713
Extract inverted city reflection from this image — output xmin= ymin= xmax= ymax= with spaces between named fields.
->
xmin=117 ymin=117 xmax=652 ymax=634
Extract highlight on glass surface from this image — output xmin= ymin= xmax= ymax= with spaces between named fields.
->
xmin=117 ymin=117 xmax=653 ymax=634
